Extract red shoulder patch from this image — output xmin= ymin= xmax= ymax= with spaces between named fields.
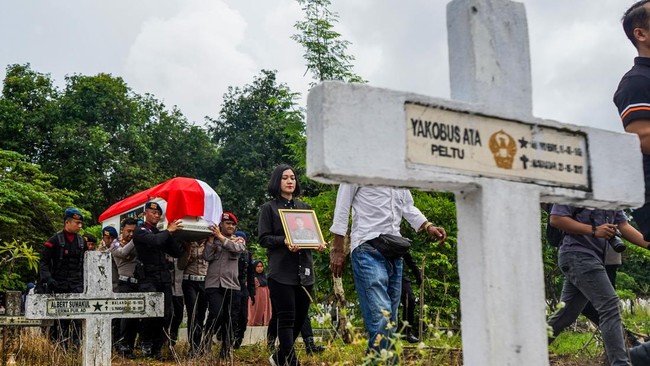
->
xmin=44 ymin=241 xmax=54 ymax=248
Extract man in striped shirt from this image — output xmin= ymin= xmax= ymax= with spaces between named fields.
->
xmin=614 ymin=0 xmax=650 ymax=242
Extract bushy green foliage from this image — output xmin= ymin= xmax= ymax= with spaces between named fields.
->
xmin=0 ymin=149 xmax=77 ymax=245
xmin=620 ymin=243 xmax=650 ymax=296
xmin=540 ymin=207 xmax=564 ymax=309
xmin=406 ymin=191 xmax=459 ymax=328
xmin=0 ymin=239 xmax=39 ymax=292
xmin=0 ymin=64 xmax=218 ymax=223
xmin=207 ymin=70 xmax=304 ymax=235
xmin=303 ymin=187 xmax=345 ymax=300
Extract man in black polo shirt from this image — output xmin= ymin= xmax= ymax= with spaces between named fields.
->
xmin=614 ymin=1 xmax=650 ymax=240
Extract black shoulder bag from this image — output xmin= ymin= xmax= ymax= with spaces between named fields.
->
xmin=369 ymin=234 xmax=411 ymax=260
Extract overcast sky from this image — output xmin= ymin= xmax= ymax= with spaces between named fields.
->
xmin=0 ymin=0 xmax=639 ymax=132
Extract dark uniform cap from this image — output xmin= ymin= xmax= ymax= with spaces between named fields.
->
xmin=222 ymin=212 xmax=238 ymax=225
xmin=64 ymin=208 xmax=84 ymax=222
xmin=83 ymin=233 xmax=97 ymax=243
xmin=234 ymin=230 xmax=247 ymax=241
xmin=102 ymin=226 xmax=118 ymax=238
xmin=144 ymin=201 xmax=163 ymax=214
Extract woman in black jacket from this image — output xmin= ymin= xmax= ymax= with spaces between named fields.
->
xmin=258 ymin=164 xmax=325 ymax=366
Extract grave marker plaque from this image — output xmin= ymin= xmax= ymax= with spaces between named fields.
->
xmin=26 ymin=251 xmax=163 ymax=366
xmin=306 ymin=0 xmax=644 ymax=365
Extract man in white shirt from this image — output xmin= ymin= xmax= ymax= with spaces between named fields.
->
xmin=329 ymin=185 xmax=446 ymax=361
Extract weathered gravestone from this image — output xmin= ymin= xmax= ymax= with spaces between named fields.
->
xmin=305 ymin=0 xmax=644 ymax=365
xmin=0 ymin=291 xmax=48 ymax=366
xmin=25 ymin=251 xmax=163 ymax=366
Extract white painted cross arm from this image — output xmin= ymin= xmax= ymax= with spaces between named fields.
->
xmin=26 ymin=251 xmax=163 ymax=366
xmin=306 ymin=81 xmax=644 ymax=209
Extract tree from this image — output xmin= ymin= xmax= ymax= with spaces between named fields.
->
xmin=0 ymin=149 xmax=79 ymax=291
xmin=292 ymin=0 xmax=367 ymax=342
xmin=0 ymin=240 xmax=39 ymax=292
xmin=292 ymin=0 xmax=366 ymax=86
xmin=290 ymin=0 xmax=366 ymax=185
xmin=207 ymin=70 xmax=304 ymax=234
xmin=0 ymin=149 xmax=78 ymax=245
xmin=0 ymin=64 xmax=60 ymax=161
xmin=0 ymin=65 xmax=218 ymax=222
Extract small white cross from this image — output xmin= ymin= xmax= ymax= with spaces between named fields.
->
xmin=26 ymin=251 xmax=164 ymax=366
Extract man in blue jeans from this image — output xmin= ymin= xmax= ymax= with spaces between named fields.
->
xmin=547 ymin=204 xmax=649 ymax=366
xmin=329 ymin=185 xmax=446 ymax=362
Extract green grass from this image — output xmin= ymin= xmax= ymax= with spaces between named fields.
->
xmin=549 ymin=331 xmax=602 ymax=357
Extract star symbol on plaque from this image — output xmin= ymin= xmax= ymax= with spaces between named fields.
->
xmin=520 ymin=155 xmax=529 ymax=169
xmin=93 ymin=302 xmax=103 ymax=311
xmin=518 ymin=137 xmax=529 ymax=148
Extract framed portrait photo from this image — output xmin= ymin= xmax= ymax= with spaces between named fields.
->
xmin=278 ymin=209 xmax=325 ymax=249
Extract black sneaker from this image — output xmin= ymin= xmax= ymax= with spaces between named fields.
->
xmin=141 ymin=344 xmax=153 ymax=358
xmin=117 ymin=345 xmax=136 ymax=359
xmin=305 ymin=342 xmax=325 ymax=354
xmin=626 ymin=329 xmax=643 ymax=348
xmin=406 ymin=333 xmax=420 ymax=344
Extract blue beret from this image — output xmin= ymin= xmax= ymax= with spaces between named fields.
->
xmin=102 ymin=226 xmax=118 ymax=238
xmin=234 ymin=230 xmax=247 ymax=241
xmin=144 ymin=201 xmax=163 ymax=214
xmin=64 ymin=208 xmax=84 ymax=222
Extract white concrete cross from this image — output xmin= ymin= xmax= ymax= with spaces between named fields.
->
xmin=26 ymin=251 xmax=163 ymax=366
xmin=305 ymin=0 xmax=644 ymax=365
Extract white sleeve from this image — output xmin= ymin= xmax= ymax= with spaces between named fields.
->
xmin=329 ymin=184 xmax=356 ymax=236
xmin=402 ymin=190 xmax=427 ymax=231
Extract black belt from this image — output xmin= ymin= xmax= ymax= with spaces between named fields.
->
xmin=118 ymin=275 xmax=138 ymax=284
xmin=183 ymin=274 xmax=206 ymax=282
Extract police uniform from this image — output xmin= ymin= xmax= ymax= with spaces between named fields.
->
xmin=204 ymin=212 xmax=245 ymax=360
xmin=40 ymin=214 xmax=86 ymax=293
xmin=232 ymin=231 xmax=255 ymax=349
xmin=38 ymin=208 xmax=87 ymax=345
xmin=132 ymin=202 xmax=183 ymax=358
xmin=111 ymin=235 xmax=139 ymax=357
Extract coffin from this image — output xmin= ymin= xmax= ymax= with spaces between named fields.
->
xmin=98 ymin=177 xmax=222 ymax=242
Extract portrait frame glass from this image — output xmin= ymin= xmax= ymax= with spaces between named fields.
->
xmin=278 ymin=209 xmax=325 ymax=249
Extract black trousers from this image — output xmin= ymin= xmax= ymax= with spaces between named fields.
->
xmin=268 ymin=279 xmax=312 ymax=366
xmin=117 ymin=281 xmax=141 ymax=350
xmin=206 ymin=287 xmax=235 ymax=357
xmin=231 ymin=290 xmax=249 ymax=344
xmin=400 ymin=279 xmax=417 ymax=333
xmin=50 ymin=283 xmax=83 ymax=346
xmin=170 ymin=295 xmax=184 ymax=344
xmin=268 ymin=309 xmax=315 ymax=342
xmin=138 ymin=281 xmax=173 ymax=352
xmin=182 ymin=279 xmax=207 ymax=353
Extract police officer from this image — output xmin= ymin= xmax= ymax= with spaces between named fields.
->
xmin=82 ymin=233 xmax=97 ymax=251
xmin=100 ymin=226 xmax=119 ymax=252
xmin=38 ymin=207 xmax=88 ymax=345
xmin=132 ymin=201 xmax=184 ymax=360
xmin=204 ymin=212 xmax=245 ymax=360
xmin=111 ymin=217 xmax=139 ymax=359
xmin=232 ymin=230 xmax=255 ymax=349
